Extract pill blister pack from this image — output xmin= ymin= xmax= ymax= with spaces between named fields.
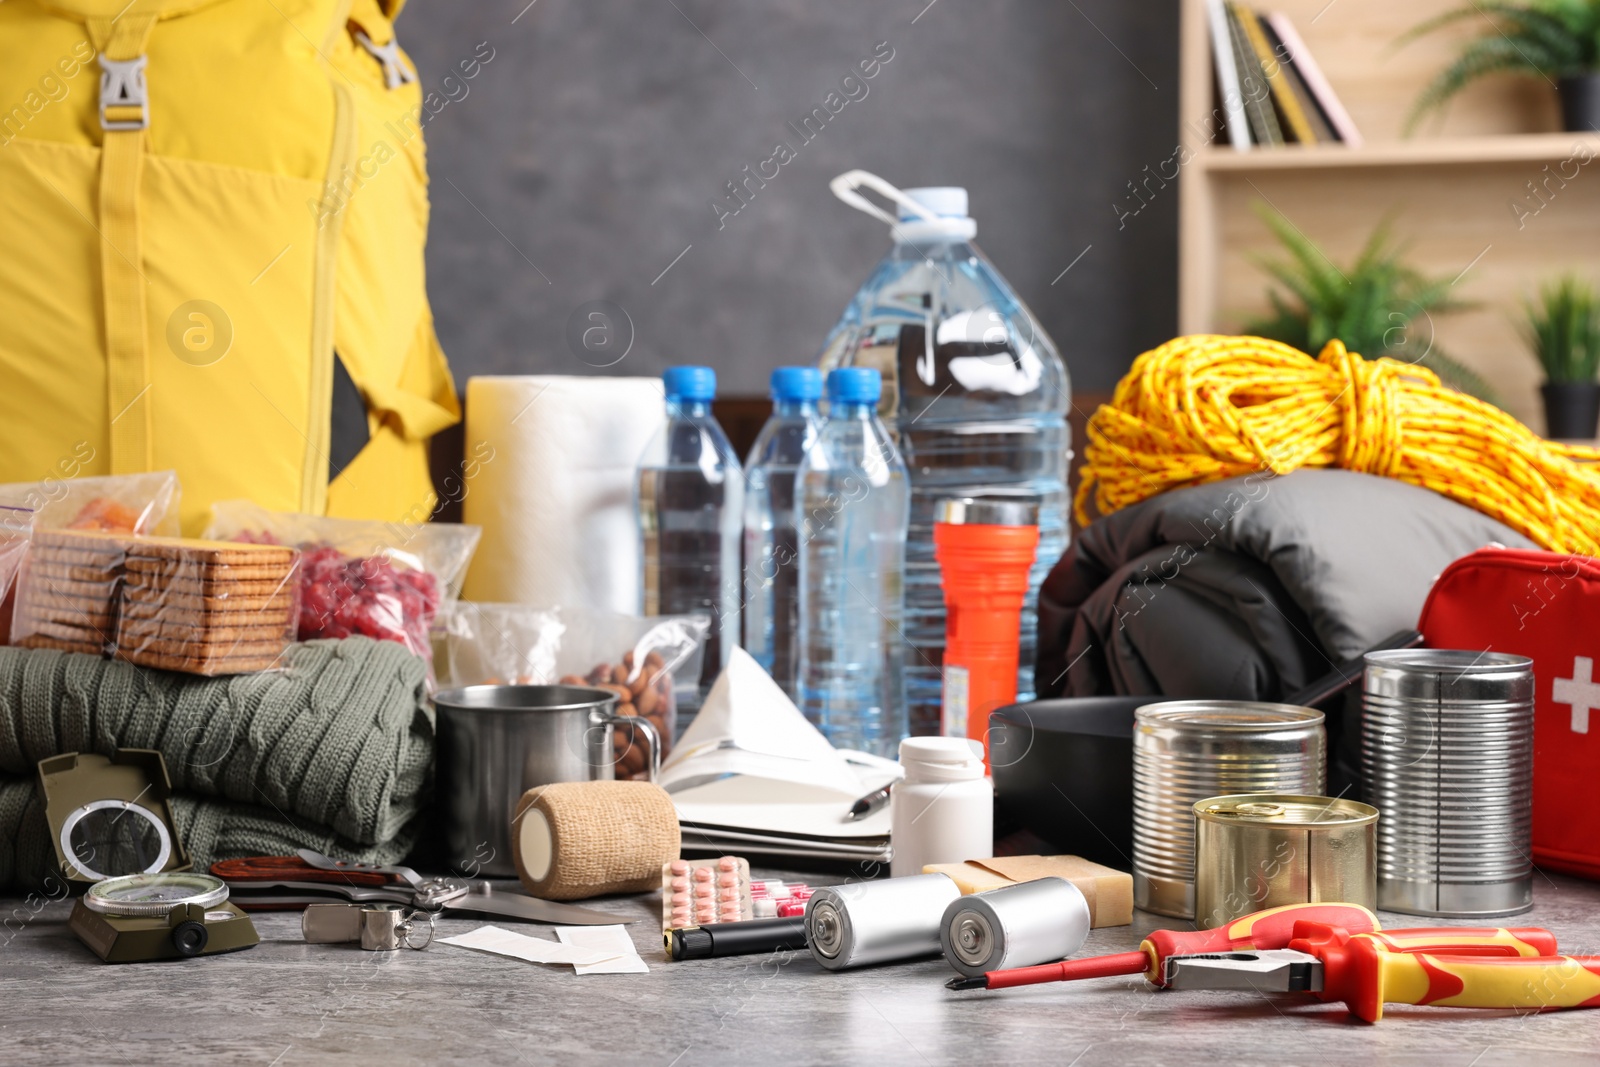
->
xmin=751 ymin=880 xmax=815 ymax=918
xmin=661 ymin=857 xmax=753 ymax=931
xmin=662 ymin=857 xmax=819 ymax=931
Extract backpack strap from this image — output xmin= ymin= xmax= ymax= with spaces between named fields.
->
xmin=87 ymin=13 xmax=158 ymax=475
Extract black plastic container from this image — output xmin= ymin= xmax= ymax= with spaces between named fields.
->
xmin=990 ymin=696 xmax=1142 ymax=869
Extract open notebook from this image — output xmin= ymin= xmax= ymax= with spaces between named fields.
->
xmin=661 ymin=648 xmax=900 ymax=863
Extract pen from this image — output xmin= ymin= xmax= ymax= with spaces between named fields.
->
xmin=847 ymin=782 xmax=893 ymax=820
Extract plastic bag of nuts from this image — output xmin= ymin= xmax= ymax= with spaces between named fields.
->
xmin=562 ymin=648 xmax=671 ymax=780
xmin=441 ymin=605 xmax=709 ymax=780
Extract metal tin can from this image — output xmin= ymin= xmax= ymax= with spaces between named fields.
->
xmin=805 ymin=874 xmax=962 ymax=971
xmin=1133 ymin=701 xmax=1326 ymax=919
xmin=939 ymin=877 xmax=1090 ymax=978
xmin=1361 ymin=649 xmax=1534 ymax=917
xmin=1192 ymin=794 xmax=1377 ymax=928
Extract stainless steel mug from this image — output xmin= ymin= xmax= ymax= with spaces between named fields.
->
xmin=433 ymin=684 xmax=661 ymax=877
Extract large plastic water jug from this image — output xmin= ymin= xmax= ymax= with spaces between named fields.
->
xmin=818 ymin=171 xmax=1070 ymax=735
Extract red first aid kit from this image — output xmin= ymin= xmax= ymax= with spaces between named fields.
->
xmin=1418 ymin=546 xmax=1600 ymax=879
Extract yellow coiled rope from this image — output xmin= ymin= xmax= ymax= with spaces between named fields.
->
xmin=1075 ymin=335 xmax=1600 ymax=555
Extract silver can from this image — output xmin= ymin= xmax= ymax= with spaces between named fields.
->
xmin=939 ymin=877 xmax=1090 ymax=977
xmin=1133 ymin=701 xmax=1326 ymax=919
xmin=1362 ymin=649 xmax=1534 ymax=917
xmin=1193 ymin=794 xmax=1377 ymax=928
xmin=805 ymin=874 xmax=962 ymax=971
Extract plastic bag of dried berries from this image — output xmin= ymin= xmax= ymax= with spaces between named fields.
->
xmin=441 ymin=604 xmax=708 ymax=780
xmin=204 ymin=500 xmax=481 ymax=676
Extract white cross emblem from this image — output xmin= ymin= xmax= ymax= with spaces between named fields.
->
xmin=1553 ymin=656 xmax=1600 ymax=735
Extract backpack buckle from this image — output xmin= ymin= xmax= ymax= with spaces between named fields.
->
xmin=353 ymin=29 xmax=416 ymax=91
xmin=99 ymin=55 xmax=149 ymax=131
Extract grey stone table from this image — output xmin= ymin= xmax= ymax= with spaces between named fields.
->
xmin=2 ymin=871 xmax=1599 ymax=1066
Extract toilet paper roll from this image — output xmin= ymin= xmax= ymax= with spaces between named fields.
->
xmin=462 ymin=375 xmax=664 ymax=613
xmin=512 ymin=780 xmax=681 ymax=900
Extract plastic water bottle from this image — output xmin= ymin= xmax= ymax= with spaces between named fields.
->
xmin=796 ymin=367 xmax=910 ymax=757
xmin=819 ymin=171 xmax=1069 ymax=735
xmin=742 ymin=367 xmax=824 ymax=698
xmin=637 ymin=366 xmax=744 ymax=714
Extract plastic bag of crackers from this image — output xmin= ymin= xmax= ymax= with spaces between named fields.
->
xmin=443 ymin=605 xmax=709 ymax=779
xmin=10 ymin=527 xmax=300 ymax=676
xmin=0 ymin=473 xmax=181 ymax=644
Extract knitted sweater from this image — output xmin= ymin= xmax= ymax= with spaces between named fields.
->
xmin=0 ymin=637 xmax=433 ymax=891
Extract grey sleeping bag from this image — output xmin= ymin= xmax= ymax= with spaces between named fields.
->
xmin=1036 ymin=469 xmax=1533 ymax=785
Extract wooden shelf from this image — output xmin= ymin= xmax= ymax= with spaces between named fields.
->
xmin=1199 ymin=134 xmax=1600 ymax=172
xmin=1177 ymin=0 xmax=1600 ymax=431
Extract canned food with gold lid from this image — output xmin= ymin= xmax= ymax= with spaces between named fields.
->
xmin=1192 ymin=793 xmax=1378 ymax=928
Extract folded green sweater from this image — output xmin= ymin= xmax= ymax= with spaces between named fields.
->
xmin=0 ymin=636 xmax=433 ymax=847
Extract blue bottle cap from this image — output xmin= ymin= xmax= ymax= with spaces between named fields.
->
xmin=827 ymin=367 xmax=881 ymax=405
xmin=769 ymin=367 xmax=823 ymax=403
xmin=662 ymin=366 xmax=717 ymax=402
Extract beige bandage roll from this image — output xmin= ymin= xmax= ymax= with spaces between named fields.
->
xmin=511 ymin=780 xmax=681 ymax=900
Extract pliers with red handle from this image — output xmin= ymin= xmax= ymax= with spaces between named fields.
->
xmin=1163 ymin=920 xmax=1592 ymax=1022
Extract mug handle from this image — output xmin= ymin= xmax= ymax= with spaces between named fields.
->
xmin=598 ymin=711 xmax=661 ymax=781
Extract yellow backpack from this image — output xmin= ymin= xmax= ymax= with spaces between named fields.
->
xmin=0 ymin=0 xmax=459 ymax=533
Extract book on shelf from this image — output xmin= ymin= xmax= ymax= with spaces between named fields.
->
xmin=1226 ymin=1 xmax=1284 ymax=146
xmin=1259 ymin=16 xmax=1337 ymax=143
xmin=1204 ymin=0 xmax=1252 ymax=150
xmin=1265 ymin=10 xmax=1364 ymax=146
xmin=1235 ymin=4 xmax=1323 ymax=144
xmin=1207 ymin=4 xmax=1363 ymax=150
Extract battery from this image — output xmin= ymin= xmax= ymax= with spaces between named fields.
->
xmin=1192 ymin=794 xmax=1378 ymax=928
xmin=938 ymin=877 xmax=1090 ymax=978
xmin=805 ymin=874 xmax=961 ymax=971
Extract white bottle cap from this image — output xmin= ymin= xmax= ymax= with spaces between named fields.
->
xmin=894 ymin=187 xmax=976 ymax=243
xmin=899 ymin=736 xmax=985 ymax=781
xmin=898 ymin=187 xmax=968 ymax=221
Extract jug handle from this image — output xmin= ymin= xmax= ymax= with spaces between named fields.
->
xmin=600 ymin=711 xmax=662 ymax=782
xmin=829 ymin=170 xmax=940 ymax=231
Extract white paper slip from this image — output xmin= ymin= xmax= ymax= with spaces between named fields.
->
xmin=436 ymin=925 xmax=616 ymax=968
xmin=556 ymin=925 xmax=649 ymax=975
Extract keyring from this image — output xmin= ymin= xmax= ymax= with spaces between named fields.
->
xmin=399 ymin=909 xmax=435 ymax=951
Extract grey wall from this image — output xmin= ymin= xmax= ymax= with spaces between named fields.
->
xmin=401 ymin=1 xmax=1179 ymax=397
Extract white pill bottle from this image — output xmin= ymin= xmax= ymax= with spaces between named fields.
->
xmin=890 ymin=737 xmax=993 ymax=877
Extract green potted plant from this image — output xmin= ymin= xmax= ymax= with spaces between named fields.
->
xmin=1524 ymin=275 xmax=1600 ymax=438
xmin=1402 ymin=0 xmax=1600 ymax=133
xmin=1242 ymin=205 xmax=1499 ymax=404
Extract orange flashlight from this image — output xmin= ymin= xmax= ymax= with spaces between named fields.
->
xmin=933 ymin=498 xmax=1040 ymax=764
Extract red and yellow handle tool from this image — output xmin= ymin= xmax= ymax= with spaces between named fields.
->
xmin=946 ymin=901 xmax=1557 ymax=991
xmin=1162 ymin=921 xmax=1588 ymax=1022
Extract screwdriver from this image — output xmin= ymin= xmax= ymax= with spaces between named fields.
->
xmin=946 ymin=901 xmax=1558 ymax=991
